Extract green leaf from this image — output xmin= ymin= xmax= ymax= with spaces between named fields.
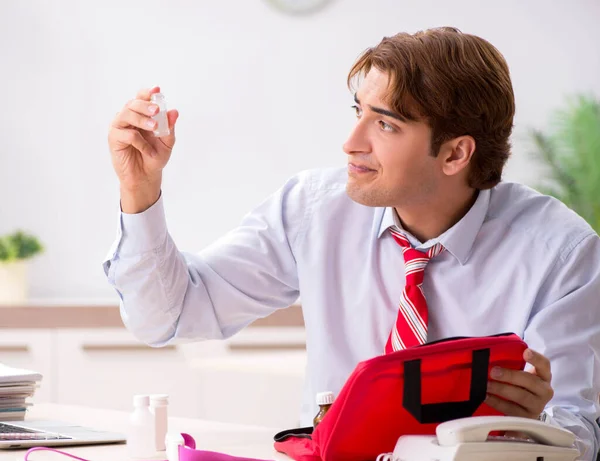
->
xmin=530 ymin=94 xmax=600 ymax=234
xmin=0 ymin=231 xmax=43 ymax=261
xmin=0 ymin=237 xmax=18 ymax=262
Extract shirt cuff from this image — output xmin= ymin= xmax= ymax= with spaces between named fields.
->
xmin=539 ymin=410 xmax=561 ymax=427
xmin=118 ymin=192 xmax=168 ymax=256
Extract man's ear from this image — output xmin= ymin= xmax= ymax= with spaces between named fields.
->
xmin=438 ymin=136 xmax=476 ymax=177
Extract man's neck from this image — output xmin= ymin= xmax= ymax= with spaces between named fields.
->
xmin=394 ymin=188 xmax=479 ymax=243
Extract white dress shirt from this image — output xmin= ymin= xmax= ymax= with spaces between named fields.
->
xmin=103 ymin=167 xmax=600 ymax=460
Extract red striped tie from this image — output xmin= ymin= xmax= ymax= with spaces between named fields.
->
xmin=385 ymin=227 xmax=444 ymax=354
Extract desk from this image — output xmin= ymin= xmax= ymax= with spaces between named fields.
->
xmin=1 ymin=404 xmax=292 ymax=461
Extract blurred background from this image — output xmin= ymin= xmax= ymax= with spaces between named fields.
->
xmin=0 ymin=0 xmax=598 ymax=430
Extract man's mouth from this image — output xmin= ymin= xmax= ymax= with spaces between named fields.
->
xmin=348 ymin=163 xmax=376 ymax=173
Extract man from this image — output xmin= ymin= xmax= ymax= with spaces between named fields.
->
xmin=105 ymin=27 xmax=600 ymax=459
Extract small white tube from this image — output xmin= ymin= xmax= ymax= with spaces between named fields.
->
xmin=150 ymin=93 xmax=170 ymax=137
xmin=165 ymin=432 xmax=184 ymax=461
xmin=150 ymin=394 xmax=169 ymax=451
xmin=127 ymin=394 xmax=156 ymax=459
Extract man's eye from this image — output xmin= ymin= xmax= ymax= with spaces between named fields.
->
xmin=351 ymin=104 xmax=362 ymax=117
xmin=379 ymin=120 xmax=395 ymax=132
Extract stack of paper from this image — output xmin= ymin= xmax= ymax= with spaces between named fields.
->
xmin=0 ymin=364 xmax=43 ymax=421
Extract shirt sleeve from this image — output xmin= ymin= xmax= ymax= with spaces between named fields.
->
xmin=525 ymin=232 xmax=600 ymax=461
xmin=102 ymin=172 xmax=313 ymax=347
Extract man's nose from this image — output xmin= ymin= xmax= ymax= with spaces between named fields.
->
xmin=343 ymin=121 xmax=371 ymax=156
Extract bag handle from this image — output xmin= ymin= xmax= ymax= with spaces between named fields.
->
xmin=402 ymin=348 xmax=490 ymax=424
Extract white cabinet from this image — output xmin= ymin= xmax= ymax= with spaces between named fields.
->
xmin=1 ymin=326 xmax=307 ymax=429
xmin=54 ymin=328 xmax=202 ymax=418
xmin=183 ymin=327 xmax=306 ymax=428
xmin=0 ymin=329 xmax=54 ymax=403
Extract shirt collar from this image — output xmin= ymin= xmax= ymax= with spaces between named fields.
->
xmin=377 ymin=189 xmax=491 ymax=265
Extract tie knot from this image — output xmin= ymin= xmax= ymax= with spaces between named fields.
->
xmin=389 ymin=227 xmax=444 ymax=285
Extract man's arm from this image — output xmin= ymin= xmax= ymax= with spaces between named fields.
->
xmin=523 ymin=232 xmax=600 ymax=460
xmin=103 ymin=172 xmax=312 ymax=347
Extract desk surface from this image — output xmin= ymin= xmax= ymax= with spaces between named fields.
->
xmin=1 ymin=404 xmax=292 ymax=461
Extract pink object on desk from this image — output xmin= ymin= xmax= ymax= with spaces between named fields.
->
xmin=24 ymin=433 xmax=274 ymax=461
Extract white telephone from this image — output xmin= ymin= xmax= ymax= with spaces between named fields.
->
xmin=377 ymin=416 xmax=580 ymax=461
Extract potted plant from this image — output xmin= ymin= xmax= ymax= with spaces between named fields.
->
xmin=0 ymin=230 xmax=44 ymax=304
xmin=529 ymin=94 xmax=600 ymax=233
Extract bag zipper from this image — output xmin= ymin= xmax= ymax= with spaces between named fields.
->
xmin=419 ymin=332 xmax=516 ymax=347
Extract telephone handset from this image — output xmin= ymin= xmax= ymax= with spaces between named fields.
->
xmin=436 ymin=415 xmax=575 ymax=447
xmin=378 ymin=416 xmax=580 ymax=461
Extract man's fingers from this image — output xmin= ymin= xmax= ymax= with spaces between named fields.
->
xmin=113 ymin=107 xmax=157 ymax=132
xmin=490 ymin=366 xmax=540 ymax=391
xmin=112 ymin=129 xmax=156 ymax=158
xmin=490 ymin=363 xmax=553 ymax=400
xmin=484 ymin=393 xmax=532 ymax=418
xmin=167 ymin=109 xmax=179 ymax=131
xmin=127 ymin=99 xmax=160 ymax=117
xmin=524 ymin=348 xmax=552 ymax=382
xmin=487 ymin=380 xmax=543 ymax=416
xmin=486 ymin=350 xmax=554 ymax=422
xmin=135 ymin=86 xmax=161 ymax=101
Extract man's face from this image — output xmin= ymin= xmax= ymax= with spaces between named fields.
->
xmin=343 ymin=68 xmax=443 ymax=208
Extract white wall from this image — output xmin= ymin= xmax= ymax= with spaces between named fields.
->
xmin=1 ymin=0 xmax=599 ymax=300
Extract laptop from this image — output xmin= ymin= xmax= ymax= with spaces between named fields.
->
xmin=0 ymin=419 xmax=126 ymax=449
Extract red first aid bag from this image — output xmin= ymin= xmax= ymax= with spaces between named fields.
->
xmin=274 ymin=333 xmax=527 ymax=461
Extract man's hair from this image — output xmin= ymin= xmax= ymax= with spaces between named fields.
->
xmin=347 ymin=27 xmax=515 ymax=190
